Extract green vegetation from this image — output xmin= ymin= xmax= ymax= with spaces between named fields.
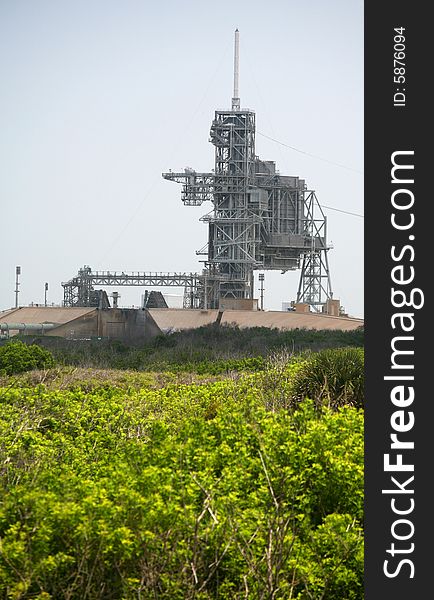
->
xmin=22 ymin=324 xmax=364 ymax=373
xmin=290 ymin=347 xmax=365 ymax=409
xmin=0 ymin=332 xmax=364 ymax=598
xmin=0 ymin=340 xmax=55 ymax=376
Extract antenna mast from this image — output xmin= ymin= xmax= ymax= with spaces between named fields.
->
xmin=232 ymin=29 xmax=240 ymax=111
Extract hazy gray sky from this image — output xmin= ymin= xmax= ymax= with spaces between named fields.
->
xmin=0 ymin=0 xmax=363 ymax=317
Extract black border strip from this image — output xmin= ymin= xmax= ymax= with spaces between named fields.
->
xmin=364 ymin=2 xmax=430 ymax=596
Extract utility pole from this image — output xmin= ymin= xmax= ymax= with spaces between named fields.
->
xmin=258 ymin=273 xmax=265 ymax=311
xmin=15 ymin=266 xmax=21 ymax=308
xmin=44 ymin=282 xmax=48 ymax=307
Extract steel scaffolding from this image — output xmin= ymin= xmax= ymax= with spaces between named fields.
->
xmin=62 ymin=267 xmax=202 ymax=309
xmin=162 ymin=30 xmax=333 ymax=310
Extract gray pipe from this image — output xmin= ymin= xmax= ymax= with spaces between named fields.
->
xmin=0 ymin=323 xmax=56 ymax=333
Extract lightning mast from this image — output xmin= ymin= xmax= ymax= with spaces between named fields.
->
xmin=232 ymin=29 xmax=240 ymax=111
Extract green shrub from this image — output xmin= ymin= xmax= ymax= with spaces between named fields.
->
xmin=41 ymin=325 xmax=364 ymax=372
xmin=290 ymin=346 xmax=364 ymax=409
xmin=0 ymin=383 xmax=363 ymax=599
xmin=0 ymin=340 xmax=55 ymax=375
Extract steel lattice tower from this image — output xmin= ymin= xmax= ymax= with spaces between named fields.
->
xmin=163 ymin=29 xmax=333 ymax=311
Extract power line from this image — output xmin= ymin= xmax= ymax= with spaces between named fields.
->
xmin=257 ymin=131 xmax=363 ymax=175
xmin=256 ymin=130 xmax=364 ymax=217
xmin=322 ymin=204 xmax=364 ymax=218
xmin=95 ymin=44 xmax=232 ymax=268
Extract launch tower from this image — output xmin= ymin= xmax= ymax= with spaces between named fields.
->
xmin=163 ymin=30 xmax=333 ymax=310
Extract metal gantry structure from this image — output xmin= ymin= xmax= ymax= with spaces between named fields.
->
xmin=162 ymin=29 xmax=333 ymax=310
xmin=63 ymin=30 xmax=333 ymax=311
xmin=62 ymin=266 xmax=202 ymax=309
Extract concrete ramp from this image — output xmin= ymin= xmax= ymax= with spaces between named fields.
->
xmin=147 ymin=308 xmax=363 ymax=332
xmin=0 ymin=306 xmax=96 ymax=325
xmin=221 ymin=310 xmax=363 ymax=331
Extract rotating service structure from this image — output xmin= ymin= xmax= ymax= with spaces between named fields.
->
xmin=163 ymin=29 xmax=333 ymax=311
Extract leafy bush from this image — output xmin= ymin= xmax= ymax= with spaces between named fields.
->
xmin=290 ymin=346 xmax=364 ymax=409
xmin=172 ymin=356 xmax=266 ymax=375
xmin=0 ymin=338 xmax=364 ymax=597
xmin=0 ymin=380 xmax=364 ymax=599
xmin=0 ymin=340 xmax=55 ymax=375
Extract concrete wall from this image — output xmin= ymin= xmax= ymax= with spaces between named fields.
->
xmin=218 ymin=298 xmax=258 ymax=311
xmin=45 ymin=311 xmax=99 ymax=340
xmin=46 ymin=308 xmax=161 ymax=343
xmin=99 ymin=308 xmax=160 ymax=343
xmin=324 ymin=299 xmax=341 ymax=317
xmin=293 ymin=303 xmax=310 ymax=313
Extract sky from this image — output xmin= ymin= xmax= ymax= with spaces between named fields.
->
xmin=0 ymin=0 xmax=364 ymax=318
